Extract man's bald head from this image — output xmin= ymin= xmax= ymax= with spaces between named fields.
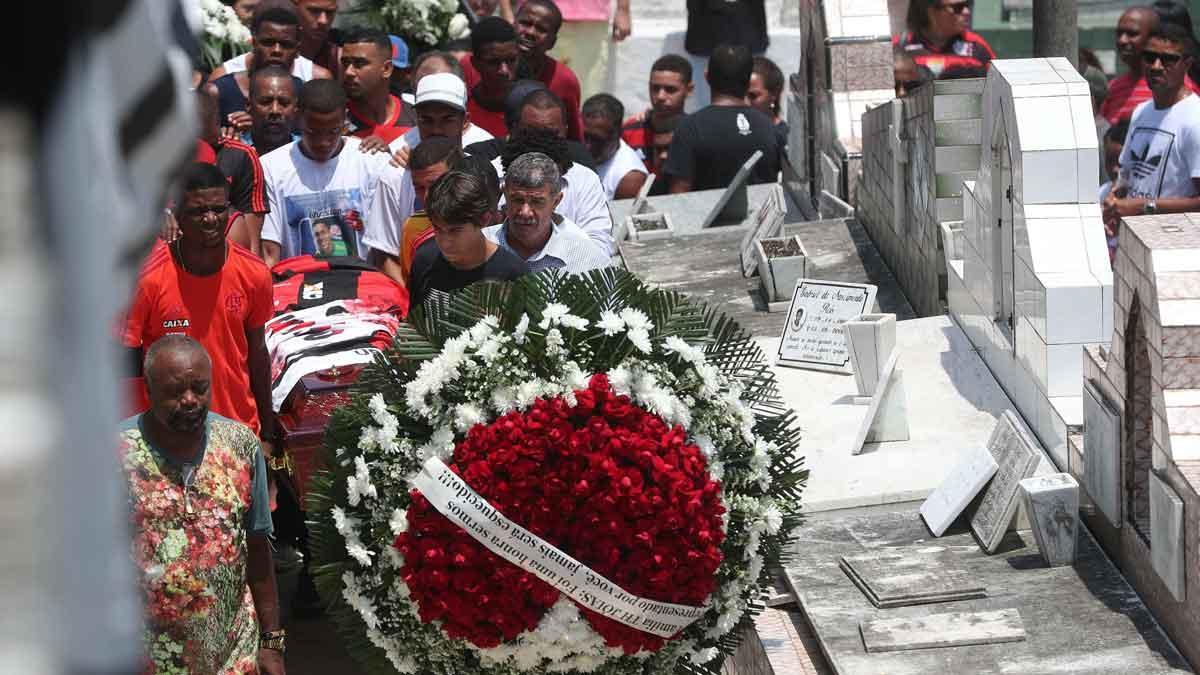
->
xmin=1117 ymin=7 xmax=1160 ymax=70
xmin=144 ymin=336 xmax=212 ymax=435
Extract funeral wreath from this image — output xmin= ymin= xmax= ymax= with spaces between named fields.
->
xmin=308 ymin=269 xmax=807 ymax=674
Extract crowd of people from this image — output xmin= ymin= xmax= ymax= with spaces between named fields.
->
xmin=894 ymin=0 xmax=1200 ymax=262
xmin=118 ymin=0 xmax=1200 ymax=671
xmin=120 ymin=0 xmax=787 ymax=672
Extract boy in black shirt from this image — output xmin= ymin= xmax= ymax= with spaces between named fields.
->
xmin=408 ymin=170 xmax=528 ymax=306
xmin=663 ymin=44 xmax=779 ymax=193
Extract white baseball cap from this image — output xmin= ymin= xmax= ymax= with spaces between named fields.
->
xmin=415 ymin=72 xmax=467 ymax=111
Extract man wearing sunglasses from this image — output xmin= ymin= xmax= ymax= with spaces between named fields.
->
xmin=895 ymin=0 xmax=994 ymax=80
xmin=1101 ymin=6 xmax=1200 ymax=125
xmin=1104 ymin=23 xmax=1200 ymax=230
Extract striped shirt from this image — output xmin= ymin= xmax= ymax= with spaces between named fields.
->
xmin=1101 ymin=73 xmax=1200 ymax=126
xmin=484 ymin=217 xmax=611 ymax=274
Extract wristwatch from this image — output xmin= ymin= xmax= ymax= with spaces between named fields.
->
xmin=1144 ymin=199 xmax=1158 ymax=214
xmin=260 ymin=628 xmax=286 ymax=652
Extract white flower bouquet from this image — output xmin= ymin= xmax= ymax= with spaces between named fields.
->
xmin=196 ymin=0 xmax=252 ymax=70
xmin=352 ymin=0 xmax=472 ymax=50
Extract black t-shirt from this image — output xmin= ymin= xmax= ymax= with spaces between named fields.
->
xmin=662 ymin=105 xmax=779 ymax=191
xmin=464 ymin=138 xmax=597 ymax=172
xmin=213 ymin=138 xmax=269 ymax=215
xmin=685 ymin=0 xmax=768 ymax=56
xmin=408 ymin=241 xmax=529 ymax=306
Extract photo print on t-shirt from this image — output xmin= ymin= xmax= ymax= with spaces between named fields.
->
xmin=1124 ymin=127 xmax=1174 ymax=198
xmin=284 ymin=189 xmax=366 ymax=258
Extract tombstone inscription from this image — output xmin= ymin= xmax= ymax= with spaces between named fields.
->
xmin=971 ymin=411 xmax=1042 ymax=553
xmin=777 ymin=279 xmax=877 ymax=373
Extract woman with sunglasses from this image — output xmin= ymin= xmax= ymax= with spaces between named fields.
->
xmin=894 ymin=0 xmax=995 ymax=80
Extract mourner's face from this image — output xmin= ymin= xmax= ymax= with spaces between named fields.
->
xmin=583 ymin=115 xmax=619 ymax=164
xmin=296 ymin=0 xmax=337 ymax=44
xmin=412 ymin=161 xmax=451 ymax=205
xmin=1143 ymin=37 xmax=1191 ymax=93
xmin=1116 ymin=10 xmax=1154 ymax=64
xmin=252 ymin=22 xmax=301 ymax=70
xmin=515 ymin=4 xmax=559 ymax=56
xmin=475 ymin=42 xmax=520 ymax=91
xmin=746 ymin=73 xmax=777 ymax=118
xmin=341 ymin=41 xmax=392 ymax=100
xmin=178 ymin=187 xmax=229 ymax=249
xmin=416 ymin=102 xmax=467 ymax=144
xmin=929 ymin=0 xmax=971 ymax=38
xmin=299 ymin=109 xmax=347 ymax=161
xmin=649 ymin=70 xmax=690 ymax=115
xmin=250 ymin=75 xmax=298 ymax=147
xmin=504 ymin=183 xmax=561 ymax=250
xmin=432 ymin=213 xmax=490 ymax=266
xmin=147 ymin=351 xmax=212 ymax=435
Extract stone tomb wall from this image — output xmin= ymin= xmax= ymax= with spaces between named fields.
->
xmin=784 ymin=0 xmax=892 ymax=211
xmin=857 ymin=78 xmax=984 ymax=316
xmin=942 ymin=58 xmax=1112 ymax=473
xmin=1076 ymin=213 xmax=1200 ymax=668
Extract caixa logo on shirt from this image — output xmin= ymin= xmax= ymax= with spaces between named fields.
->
xmin=162 ymin=318 xmax=190 ymax=330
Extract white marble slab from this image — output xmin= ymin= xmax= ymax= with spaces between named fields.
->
xmin=921 ymin=445 xmax=999 ymax=536
xmin=1083 ymin=380 xmax=1121 ymax=526
xmin=760 ymin=316 xmax=1028 ymax=513
xmin=1150 ymin=472 xmax=1186 ymax=601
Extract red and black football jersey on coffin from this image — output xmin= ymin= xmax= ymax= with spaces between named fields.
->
xmin=271 ymin=255 xmax=409 ymax=316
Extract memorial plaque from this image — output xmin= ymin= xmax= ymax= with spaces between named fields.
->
xmin=777 ymin=279 xmax=877 ymax=373
xmin=971 ymin=411 xmax=1042 ymax=553
xmin=860 ymin=608 xmax=1026 ymax=653
xmin=921 ymin=445 xmax=999 ymax=536
xmin=739 ymin=184 xmax=786 ymax=277
xmin=1082 ymin=380 xmax=1121 ymax=526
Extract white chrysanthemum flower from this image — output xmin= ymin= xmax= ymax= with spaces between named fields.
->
xmin=596 ymin=310 xmax=624 ymax=335
xmin=762 ymin=504 xmax=783 ymax=535
xmin=607 ymin=365 xmax=633 ymax=395
xmin=454 ymin=402 xmax=485 ymax=432
xmin=491 ymin=385 xmax=518 ymax=413
xmin=346 ymin=456 xmax=377 ymax=506
xmin=627 ymin=328 xmax=652 ymax=353
xmin=447 ymin=12 xmax=471 ymax=39
xmin=513 ymin=313 xmax=531 ymax=343
xmin=390 ymin=508 xmax=409 ymax=535
xmin=538 ymin=303 xmax=570 ymax=329
xmin=546 ymin=328 xmax=565 ymax=351
xmin=618 ymin=307 xmax=653 ymax=332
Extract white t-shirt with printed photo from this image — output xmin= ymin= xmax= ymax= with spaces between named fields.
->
xmin=260 ymin=137 xmax=408 ymax=261
xmin=1119 ymin=93 xmax=1200 ymax=199
xmin=596 ymin=140 xmax=649 ymax=200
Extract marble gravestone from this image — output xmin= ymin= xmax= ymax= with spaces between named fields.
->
xmin=1150 ymin=472 xmax=1186 ymax=602
xmin=1083 ymin=380 xmax=1121 ymax=527
xmin=1019 ymin=473 xmax=1080 ymax=567
xmin=921 ymin=445 xmax=999 ymax=537
xmin=859 ymin=608 xmax=1026 ymax=653
xmin=739 ymin=184 xmax=786 ymax=277
xmin=776 ymin=280 xmax=877 ymax=373
xmin=971 ymin=412 xmax=1042 ymax=554
xmin=699 ymin=150 xmax=763 ymax=230
xmin=839 ymin=548 xmax=986 ymax=608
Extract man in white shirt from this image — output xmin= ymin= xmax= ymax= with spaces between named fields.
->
xmin=208 ymin=2 xmax=332 ymax=82
xmin=389 ymin=52 xmax=495 ymax=156
xmin=1104 ymin=23 xmax=1200 ymax=229
xmin=260 ymin=80 xmax=412 ymax=266
xmin=477 ymin=89 xmax=614 ymax=253
xmin=485 ymin=152 xmax=610 ymax=274
xmin=582 ymin=93 xmax=648 ymax=199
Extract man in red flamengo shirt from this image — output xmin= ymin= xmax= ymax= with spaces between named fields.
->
xmin=342 ymin=26 xmax=414 ymax=143
xmin=1101 ymin=6 xmax=1200 ymax=125
xmin=126 ymin=163 xmax=277 ymax=457
xmin=461 ymin=17 xmax=520 ymax=139
xmin=510 ymin=0 xmax=584 ymax=141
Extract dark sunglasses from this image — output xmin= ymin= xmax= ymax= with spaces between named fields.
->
xmin=939 ymin=1 xmax=971 ymax=14
xmin=1141 ymin=49 xmax=1185 ymax=67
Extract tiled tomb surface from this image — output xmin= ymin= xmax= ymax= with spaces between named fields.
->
xmin=1071 ymin=213 xmax=1200 ymax=668
xmin=934 ymin=58 xmax=1112 ymax=474
xmin=782 ymin=509 xmax=1191 ymax=674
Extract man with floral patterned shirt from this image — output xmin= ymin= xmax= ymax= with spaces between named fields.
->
xmin=119 ymin=335 xmax=285 ymax=674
